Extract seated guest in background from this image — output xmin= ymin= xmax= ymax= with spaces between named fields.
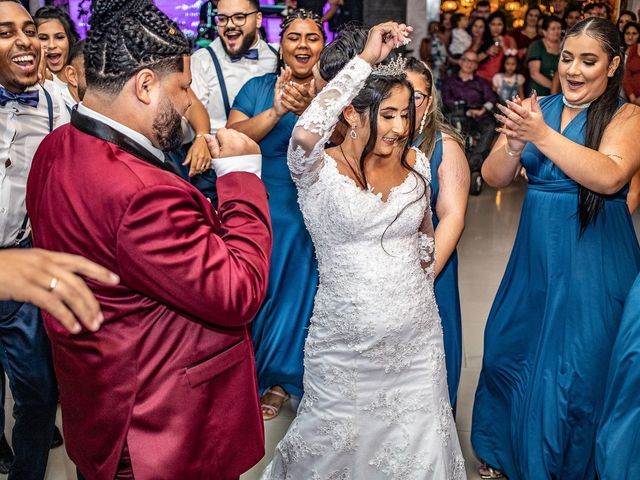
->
xmin=512 ymin=6 xmax=541 ymax=60
xmin=623 ymin=22 xmax=640 ymax=105
xmin=442 ymin=49 xmax=498 ymax=174
xmin=527 ymin=15 xmax=562 ymax=96
xmin=26 ymin=0 xmax=272 ymax=478
xmin=34 ymin=6 xmax=79 ymax=108
xmin=227 ymin=8 xmax=324 ymax=422
xmin=186 ymin=0 xmax=278 ymax=201
xmin=476 ymin=11 xmax=517 ymax=83
xmin=563 ymin=6 xmax=582 ymax=30
xmin=0 ymin=2 xmax=70 ymax=479
xmin=61 ymin=40 xmax=85 ymax=109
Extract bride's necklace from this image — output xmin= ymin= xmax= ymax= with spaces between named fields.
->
xmin=562 ymin=96 xmax=592 ymax=109
xmin=338 ymin=145 xmax=367 ymax=189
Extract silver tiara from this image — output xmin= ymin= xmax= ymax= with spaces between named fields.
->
xmin=371 ymin=55 xmax=408 ymax=78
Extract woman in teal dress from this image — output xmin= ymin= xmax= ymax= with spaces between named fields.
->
xmin=405 ymin=58 xmax=469 ymax=411
xmin=227 ymin=9 xmax=325 ymax=419
xmin=472 ymin=18 xmax=640 ymax=479
xmin=596 ymin=273 xmax=640 ymax=479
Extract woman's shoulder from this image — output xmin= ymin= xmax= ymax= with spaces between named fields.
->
xmin=613 ymin=102 xmax=640 ymax=124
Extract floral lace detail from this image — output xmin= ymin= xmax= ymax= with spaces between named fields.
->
xmin=419 ymin=232 xmax=436 ymax=277
xmin=451 ymin=454 xmax=466 ymax=480
xmin=316 ymin=418 xmax=358 ymax=453
xmin=363 ymin=389 xmax=430 ymax=426
xmin=368 ymin=433 xmax=434 ymax=479
xmin=436 ymin=398 xmax=455 ymax=447
xmin=428 ymin=347 xmax=447 ymax=385
xmin=311 ymin=468 xmax=351 ymax=480
xmin=276 ymin=421 xmax=325 ymax=465
xmin=320 ymin=364 xmax=358 ymax=400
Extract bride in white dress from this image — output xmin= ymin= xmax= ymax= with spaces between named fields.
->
xmin=262 ymin=23 xmax=466 ymax=480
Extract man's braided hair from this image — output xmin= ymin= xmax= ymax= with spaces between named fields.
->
xmin=85 ymin=0 xmax=190 ymax=94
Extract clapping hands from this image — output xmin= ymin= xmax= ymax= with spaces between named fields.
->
xmin=495 ymin=91 xmax=550 ymax=150
xmin=274 ymin=67 xmax=317 ymax=117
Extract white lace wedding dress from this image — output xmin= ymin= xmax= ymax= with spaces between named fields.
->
xmin=261 ymin=56 xmax=466 ymax=480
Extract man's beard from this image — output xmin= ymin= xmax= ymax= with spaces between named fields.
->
xmin=221 ymin=28 xmax=257 ymax=57
xmin=152 ymin=98 xmax=184 ymax=152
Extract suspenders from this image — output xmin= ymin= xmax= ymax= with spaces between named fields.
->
xmin=11 ymin=86 xmax=54 ymax=247
xmin=205 ymin=43 xmax=279 ymax=119
xmin=206 ymin=46 xmax=231 ymax=118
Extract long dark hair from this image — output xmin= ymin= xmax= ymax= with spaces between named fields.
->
xmin=350 ymin=73 xmax=429 ymax=244
xmin=563 ymin=18 xmax=625 ymax=232
xmin=34 ymin=6 xmax=80 ymax=60
xmin=276 ymin=8 xmax=326 ymax=74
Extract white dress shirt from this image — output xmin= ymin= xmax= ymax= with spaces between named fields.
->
xmin=190 ymin=37 xmax=278 ymax=134
xmin=0 ymin=80 xmax=70 ymax=246
xmin=78 ymin=104 xmax=262 ymax=179
xmin=52 ymin=73 xmax=76 ymax=112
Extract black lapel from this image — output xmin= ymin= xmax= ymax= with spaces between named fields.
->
xmin=70 ymin=110 xmax=179 ymax=175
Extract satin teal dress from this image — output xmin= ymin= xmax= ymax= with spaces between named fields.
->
xmin=426 ymin=132 xmax=463 ymax=410
xmin=233 ymin=74 xmax=318 ymax=397
xmin=471 ymin=94 xmax=640 ymax=479
xmin=596 ymin=273 xmax=640 ymax=479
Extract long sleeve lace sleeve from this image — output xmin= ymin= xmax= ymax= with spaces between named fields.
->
xmin=288 ymin=56 xmax=372 ymax=188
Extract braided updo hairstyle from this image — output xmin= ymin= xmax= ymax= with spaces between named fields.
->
xmin=86 ymin=0 xmax=190 ymax=95
xmin=277 ymin=9 xmax=326 ymax=73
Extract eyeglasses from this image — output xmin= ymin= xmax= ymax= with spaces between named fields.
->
xmin=414 ymin=91 xmax=430 ymax=108
xmin=215 ymin=10 xmax=259 ymax=27
xmin=461 ymin=57 xmax=479 ymax=63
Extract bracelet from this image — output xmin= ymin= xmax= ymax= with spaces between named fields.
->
xmin=504 ymin=144 xmax=522 ymax=157
xmin=195 ymin=134 xmax=206 ymax=140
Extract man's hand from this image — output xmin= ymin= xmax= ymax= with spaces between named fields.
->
xmin=0 ymin=249 xmax=120 ymax=334
xmin=206 ymin=128 xmax=260 ymax=158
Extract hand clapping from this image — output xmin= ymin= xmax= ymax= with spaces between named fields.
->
xmin=274 ymin=67 xmax=317 ymax=117
xmin=495 ymin=91 xmax=550 ymax=147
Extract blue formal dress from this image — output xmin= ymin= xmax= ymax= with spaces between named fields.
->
xmin=471 ymin=94 xmax=640 ymax=479
xmin=426 ymin=132 xmax=463 ymax=410
xmin=596 ymin=272 xmax=640 ymax=479
xmin=233 ymin=74 xmax=318 ymax=398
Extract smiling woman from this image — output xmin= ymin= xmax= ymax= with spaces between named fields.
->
xmin=34 ymin=6 xmax=79 ymax=84
xmin=226 ymin=8 xmax=326 ymax=422
xmin=473 ymin=17 xmax=640 ymax=479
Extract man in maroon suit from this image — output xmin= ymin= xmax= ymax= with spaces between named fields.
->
xmin=26 ymin=1 xmax=272 ymax=479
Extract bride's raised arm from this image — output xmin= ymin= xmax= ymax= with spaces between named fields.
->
xmin=287 ymin=57 xmax=372 ymax=187
xmin=288 ymin=21 xmax=414 ymax=188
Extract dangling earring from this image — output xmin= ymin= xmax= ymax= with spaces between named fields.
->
xmin=418 ymin=112 xmax=428 ymax=135
xmin=350 ymin=124 xmax=357 ymax=139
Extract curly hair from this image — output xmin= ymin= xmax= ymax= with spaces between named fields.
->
xmin=85 ymin=0 xmax=190 ymax=95
xmin=276 ymin=8 xmax=326 ymax=73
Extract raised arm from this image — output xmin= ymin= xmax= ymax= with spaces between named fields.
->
xmin=288 ymin=21 xmax=414 ymax=187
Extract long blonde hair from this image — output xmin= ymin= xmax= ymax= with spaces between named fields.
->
xmin=405 ymin=58 xmax=464 ymax=157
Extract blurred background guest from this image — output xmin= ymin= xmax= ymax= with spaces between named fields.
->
xmin=623 ymin=22 xmax=640 ymax=105
xmin=476 ymin=11 xmax=517 ymax=83
xmin=527 ymin=15 xmax=562 ymax=96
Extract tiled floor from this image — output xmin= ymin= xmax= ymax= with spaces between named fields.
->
xmin=3 ymin=180 xmax=639 ymax=479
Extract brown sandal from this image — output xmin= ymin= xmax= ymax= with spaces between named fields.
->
xmin=479 ymin=462 xmax=506 ymax=479
xmin=260 ymin=387 xmax=290 ymax=421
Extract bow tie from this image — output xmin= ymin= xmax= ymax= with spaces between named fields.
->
xmin=0 ymin=87 xmax=39 ymax=108
xmin=229 ymin=48 xmax=259 ymax=63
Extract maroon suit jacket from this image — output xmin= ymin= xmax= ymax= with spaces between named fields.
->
xmin=26 ymin=116 xmax=272 ymax=480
